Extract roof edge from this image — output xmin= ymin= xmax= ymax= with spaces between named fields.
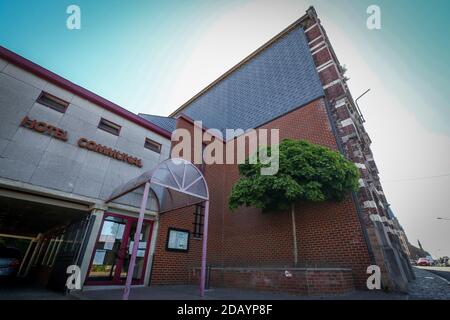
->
xmin=176 ymin=113 xmax=225 ymax=143
xmin=0 ymin=46 xmax=172 ymax=139
xmin=138 ymin=113 xmax=174 ymax=119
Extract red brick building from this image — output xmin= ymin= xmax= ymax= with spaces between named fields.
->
xmin=143 ymin=7 xmax=414 ymax=294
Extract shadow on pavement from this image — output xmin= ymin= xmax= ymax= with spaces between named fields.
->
xmin=0 ymin=278 xmax=72 ymax=300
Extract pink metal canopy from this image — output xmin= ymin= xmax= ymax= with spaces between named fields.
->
xmin=106 ymin=158 xmax=210 ymax=300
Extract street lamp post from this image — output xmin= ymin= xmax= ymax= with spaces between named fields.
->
xmin=355 ymin=88 xmax=371 ymax=123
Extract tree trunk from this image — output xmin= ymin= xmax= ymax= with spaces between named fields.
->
xmin=291 ymin=203 xmax=298 ymax=267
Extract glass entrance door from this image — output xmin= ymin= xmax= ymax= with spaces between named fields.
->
xmin=86 ymin=214 xmax=153 ymax=285
xmin=120 ymin=222 xmax=152 ymax=283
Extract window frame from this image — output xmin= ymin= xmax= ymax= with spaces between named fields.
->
xmin=165 ymin=227 xmax=190 ymax=253
xmin=144 ymin=137 xmax=162 ymax=154
xmin=36 ymin=91 xmax=70 ymax=113
xmin=192 ymin=204 xmax=204 ymax=239
xmin=98 ymin=118 xmax=122 ymax=136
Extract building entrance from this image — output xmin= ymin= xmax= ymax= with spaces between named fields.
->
xmin=0 ymin=191 xmax=90 ymax=292
xmin=86 ymin=213 xmax=153 ymax=286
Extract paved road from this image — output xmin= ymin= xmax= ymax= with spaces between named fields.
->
xmin=418 ymin=266 xmax=450 ymax=282
xmin=408 ymin=267 xmax=450 ymax=300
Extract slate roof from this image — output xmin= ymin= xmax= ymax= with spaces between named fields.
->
xmin=172 ymin=25 xmax=324 ymax=139
xmin=138 ymin=114 xmax=177 ymax=133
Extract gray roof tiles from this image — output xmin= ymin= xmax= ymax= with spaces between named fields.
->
xmin=140 ymin=26 xmax=324 ymax=139
xmin=138 ymin=114 xmax=177 ymax=133
xmin=175 ymin=26 xmax=324 ymax=138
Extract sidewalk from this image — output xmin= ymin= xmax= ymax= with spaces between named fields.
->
xmin=71 ymin=285 xmax=406 ymax=300
xmin=72 ymin=268 xmax=449 ymax=300
xmin=1 ymin=267 xmax=447 ymax=300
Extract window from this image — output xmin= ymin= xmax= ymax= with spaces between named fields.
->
xmin=192 ymin=204 xmax=204 ymax=239
xmin=144 ymin=138 xmax=162 ymax=153
xmin=33 ymin=239 xmax=47 ymax=266
xmin=36 ymin=91 xmax=69 ymax=113
xmin=98 ymin=118 xmax=121 ymax=136
xmin=49 ymin=236 xmax=63 ymax=267
xmin=43 ymin=239 xmax=56 ymax=266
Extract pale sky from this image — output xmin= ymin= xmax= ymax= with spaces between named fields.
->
xmin=1 ymin=0 xmax=449 ymax=257
xmin=154 ymin=0 xmax=450 ymax=258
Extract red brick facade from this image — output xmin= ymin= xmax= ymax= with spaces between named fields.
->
xmin=151 ymin=7 xmax=413 ymax=294
xmin=151 ymin=98 xmax=372 ymax=292
xmin=190 ymin=267 xmax=355 ymax=295
xmin=151 ymin=206 xmax=202 ymax=284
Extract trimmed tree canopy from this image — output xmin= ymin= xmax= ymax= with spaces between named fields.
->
xmin=228 ymin=139 xmax=360 ymax=212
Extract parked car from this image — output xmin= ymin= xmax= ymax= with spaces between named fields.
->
xmin=0 ymin=246 xmax=22 ymax=279
xmin=417 ymin=257 xmax=431 ymax=266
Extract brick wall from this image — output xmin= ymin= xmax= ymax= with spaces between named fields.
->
xmin=150 ymin=7 xmax=412 ymax=294
xmin=151 ymin=116 xmax=224 ymax=284
xmin=217 ymin=98 xmax=371 ymax=289
xmin=150 ymin=206 xmax=202 ymax=284
xmin=190 ymin=267 xmax=355 ymax=295
xmin=151 ymin=98 xmax=372 ymax=290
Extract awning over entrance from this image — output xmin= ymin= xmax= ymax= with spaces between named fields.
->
xmin=107 ymin=158 xmax=208 ymax=213
xmin=105 ymin=158 xmax=210 ymax=300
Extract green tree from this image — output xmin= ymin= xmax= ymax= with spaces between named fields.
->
xmin=229 ymin=139 xmax=360 ymax=265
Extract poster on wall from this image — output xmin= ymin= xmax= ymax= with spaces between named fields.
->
xmin=128 ymin=241 xmax=147 ymax=255
xmin=104 ymin=241 xmax=114 ymax=250
xmin=166 ymin=228 xmax=190 ymax=252
xmin=115 ymin=224 xmax=125 ymax=239
xmin=137 ymin=249 xmax=145 ymax=257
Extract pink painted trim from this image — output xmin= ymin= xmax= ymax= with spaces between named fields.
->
xmin=200 ymin=200 xmax=210 ymax=297
xmin=123 ymin=182 xmax=151 ymax=300
xmin=103 ymin=158 xmax=210 ymax=298
xmin=0 ymin=46 xmax=172 ymax=139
